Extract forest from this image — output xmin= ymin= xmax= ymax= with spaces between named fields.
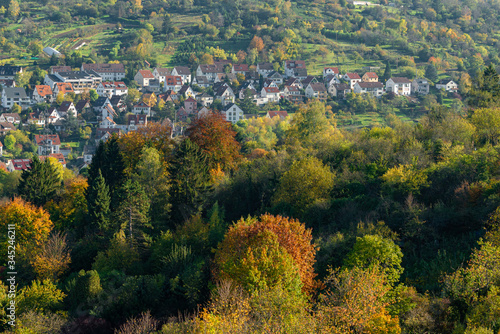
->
xmin=0 ymin=66 xmax=500 ymax=333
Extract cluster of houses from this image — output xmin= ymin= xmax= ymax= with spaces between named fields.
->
xmin=0 ymin=60 xmax=459 ymax=172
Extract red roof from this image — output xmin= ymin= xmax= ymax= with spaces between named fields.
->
xmin=346 ymin=73 xmax=361 ymax=80
xmin=324 ymin=67 xmax=339 ymax=74
xmin=35 ymin=85 xmax=53 ymax=97
xmin=34 ymin=134 xmax=61 ymax=146
xmin=55 ymin=82 xmax=74 ymax=94
xmin=134 ymin=101 xmax=150 ymax=108
xmin=233 ymin=64 xmax=249 ymax=72
xmin=138 ymin=70 xmax=154 ymax=78
xmin=264 ymin=87 xmax=280 ymax=93
xmin=10 ymin=159 xmax=31 ymax=171
xmin=364 ymin=72 xmax=378 ymax=78
xmin=267 ymin=110 xmax=289 ymax=119
xmin=165 ymin=76 xmax=182 ymax=85
xmin=185 ymin=97 xmax=197 ymax=103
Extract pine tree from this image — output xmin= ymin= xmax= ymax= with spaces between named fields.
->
xmin=383 ymin=60 xmax=392 ymax=81
xmin=86 ymin=169 xmax=111 ymax=234
xmin=114 ymin=180 xmax=150 ymax=242
xmin=169 ymin=139 xmax=211 ymax=224
xmin=18 ymin=155 xmax=61 ymax=206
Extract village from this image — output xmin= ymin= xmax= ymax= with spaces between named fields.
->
xmin=0 ymin=60 xmax=459 ymax=174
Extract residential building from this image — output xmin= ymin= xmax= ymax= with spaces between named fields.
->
xmin=163 ymin=76 xmax=183 ymax=92
xmin=0 ymin=113 xmax=21 ymax=124
xmin=171 ymin=66 xmax=192 ymax=84
xmin=267 ymin=110 xmax=289 ymax=120
xmin=153 ymin=67 xmax=171 ymax=84
xmin=178 ymin=85 xmax=195 ymax=98
xmin=32 ymin=85 xmax=54 ymax=104
xmin=436 ymin=79 xmax=458 ymax=92
xmin=0 ymin=122 xmax=15 ymax=135
xmin=362 ymin=72 xmax=379 ymax=82
xmin=257 ymin=63 xmax=274 ymax=78
xmin=49 ymin=71 xmax=102 ymax=94
xmin=301 ymin=76 xmax=318 ymax=87
xmin=132 ymin=102 xmax=151 ymax=116
xmin=232 ymin=64 xmax=249 ymax=75
xmin=50 ymin=66 xmax=71 ymax=74
xmin=411 ymin=78 xmax=430 ymax=95
xmin=284 ymin=60 xmax=306 ymax=78
xmin=184 ymin=97 xmax=197 ymax=114
xmin=305 ymin=83 xmax=328 ymax=101
xmin=7 ymin=159 xmax=31 ymax=172
xmin=214 ymin=82 xmax=235 ymax=106
xmin=128 ymin=114 xmax=148 ymax=131
xmin=35 ymin=134 xmax=61 ymax=156
xmin=197 ymin=92 xmax=213 ymax=107
xmin=2 ymin=87 xmax=30 ymax=109
xmin=134 ymin=70 xmax=155 ymax=87
xmin=192 ymin=76 xmax=211 ymax=88
xmin=261 ymin=86 xmax=281 ymax=103
xmin=283 ymin=86 xmax=303 ymax=103
xmin=222 ymin=103 xmax=244 ymax=124
xmin=323 ymin=67 xmax=339 ymax=78
xmin=57 ymin=101 xmax=78 ymax=118
xmin=344 ymin=73 xmax=362 ymax=89
xmin=0 ymin=65 xmax=22 ymax=80
xmin=196 ymin=63 xmax=225 ymax=82
xmin=353 ymin=82 xmax=384 ymax=97
xmin=81 ymin=63 xmax=126 ymax=81
xmin=386 ymin=77 xmax=412 ymax=95
xmin=96 ymin=81 xmax=128 ymax=98
xmin=53 ymin=82 xmax=74 ymax=98
xmin=330 ymin=83 xmax=351 ymax=98
xmin=267 ymin=71 xmax=284 ymax=84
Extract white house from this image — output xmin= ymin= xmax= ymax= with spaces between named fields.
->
xmin=436 ymin=79 xmax=458 ymax=92
xmin=344 ymin=73 xmax=362 ymax=89
xmin=305 ymin=83 xmax=328 ymax=101
xmin=261 ymin=87 xmax=280 ymax=103
xmin=163 ymin=76 xmax=183 ymax=92
xmin=81 ymin=63 xmax=126 ymax=81
xmin=35 ymin=134 xmax=61 ymax=156
xmin=132 ymin=102 xmax=151 ymax=116
xmin=386 ymin=77 xmax=412 ymax=95
xmin=96 ymin=82 xmax=128 ymax=98
xmin=222 ymin=103 xmax=244 ymax=124
xmin=152 ymin=67 xmax=171 ymax=84
xmin=134 ymin=70 xmax=155 ymax=87
xmin=2 ymin=87 xmax=30 ymax=110
xmin=196 ymin=64 xmax=225 ymax=82
xmin=257 ymin=63 xmax=274 ymax=78
xmin=171 ymin=66 xmax=192 ymax=84
xmin=214 ymin=83 xmax=235 ymax=106
xmin=284 ymin=60 xmax=307 ymax=78
xmin=32 ymin=85 xmax=54 ymax=104
xmin=323 ymin=67 xmax=339 ymax=78
xmin=353 ymin=82 xmax=384 ymax=97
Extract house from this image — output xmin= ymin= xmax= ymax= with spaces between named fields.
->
xmin=178 ymin=85 xmax=195 ymax=98
xmin=411 ymin=78 xmax=430 ymax=95
xmin=0 ymin=79 xmax=15 ymax=88
xmin=267 ymin=71 xmax=284 ymax=85
xmin=222 ymin=103 xmax=244 ymax=124
xmin=292 ymin=68 xmax=308 ymax=80
xmin=325 ymin=74 xmax=340 ymax=88
xmin=100 ymin=116 xmax=116 ymax=129
xmin=263 ymin=79 xmax=279 ymax=88
xmin=184 ymin=97 xmax=197 ymax=114
xmin=176 ymin=107 xmax=189 ymax=122
xmin=267 ymin=110 xmax=289 ymax=120
xmin=171 ymin=66 xmax=192 ymax=84
xmin=53 ymin=82 xmax=74 ymax=98
xmin=283 ymin=86 xmax=303 ymax=103
xmin=95 ymin=128 xmax=122 ymax=143
xmin=196 ymin=64 xmax=225 ymax=82
xmin=0 ymin=113 xmax=21 ymax=124
xmin=81 ymin=63 xmax=126 ymax=81
xmin=192 ymin=76 xmax=211 ymax=88
xmin=353 ymin=82 xmax=384 ymax=97
xmin=330 ymin=82 xmax=351 ymax=98
xmin=344 ymin=73 xmax=362 ymax=89
xmin=197 ymin=92 xmax=214 ymax=107
xmin=50 ymin=71 xmax=101 ymax=94
xmin=283 ymin=77 xmax=303 ymax=89
xmin=83 ymin=145 xmax=96 ymax=164
xmin=145 ymin=79 xmax=162 ymax=93
xmin=436 ymin=79 xmax=458 ymax=92
xmin=362 ymin=72 xmax=379 ymax=82
xmin=128 ymin=114 xmax=148 ymax=131
xmin=35 ymin=134 xmax=61 ymax=156
xmin=32 ymin=85 xmax=54 ymax=104
xmin=323 ymin=67 xmax=340 ymax=78
xmin=215 ymin=73 xmax=238 ymax=84
xmin=163 ymin=76 xmax=183 ymax=92
xmin=214 ymin=83 xmax=235 ymax=106
xmin=305 ymin=83 xmax=328 ymax=101
xmin=239 ymin=82 xmax=258 ymax=100
xmin=7 ymin=159 xmax=31 ymax=172
xmin=110 ymin=95 xmax=126 ymax=113
xmin=50 ymin=66 xmax=71 ymax=74
xmin=245 ymin=71 xmax=260 ymax=84
xmin=132 ymin=102 xmax=151 ymax=116
xmin=0 ymin=122 xmax=15 ymax=135
xmin=57 ymin=101 xmax=77 ymax=118
xmin=301 ymin=76 xmax=318 ymax=88
xmin=2 ymin=87 xmax=30 ymax=110
xmin=284 ymin=60 xmax=306 ymax=78
xmin=261 ymin=87 xmax=281 ymax=103
xmin=46 ymin=108 xmax=62 ymax=124
xmin=232 ymin=64 xmax=249 ymax=75
xmin=0 ymin=65 xmax=22 ymax=80
xmin=153 ymin=67 xmax=171 ymax=84
xmin=75 ymin=99 xmax=91 ymax=114
xmin=96 ymin=82 xmax=128 ymax=98
xmin=141 ymin=93 xmax=157 ymax=108
xmin=257 ymin=63 xmax=274 ymax=78
xmin=134 ymin=70 xmax=155 ymax=87
xmin=159 ymin=90 xmax=178 ymax=103
xmin=386 ymin=77 xmax=412 ymax=96
xmin=28 ymin=111 xmax=46 ymax=127
xmin=40 ymin=153 xmax=66 ymax=168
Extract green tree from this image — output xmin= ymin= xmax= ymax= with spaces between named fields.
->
xmin=18 ymin=155 xmax=61 ymax=206
xmin=383 ymin=60 xmax=392 ymax=81
xmin=89 ymin=89 xmax=99 ymax=102
xmin=7 ymin=0 xmax=20 ymax=19
xmin=425 ymin=63 xmax=438 ymax=82
xmin=4 ymin=134 xmax=16 ymax=150
xmin=86 ymin=169 xmax=111 ymax=234
xmin=115 ymin=179 xmax=150 ymax=241
xmin=27 ymin=40 xmax=43 ymax=57
xmin=344 ymin=235 xmax=404 ymax=284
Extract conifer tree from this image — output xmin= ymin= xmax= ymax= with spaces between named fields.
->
xmin=18 ymin=155 xmax=61 ymax=206
xmin=86 ymin=169 xmax=111 ymax=234
xmin=383 ymin=60 xmax=392 ymax=81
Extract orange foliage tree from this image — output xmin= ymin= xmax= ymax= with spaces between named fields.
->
xmin=214 ymin=214 xmax=317 ymax=295
xmin=249 ymin=35 xmax=265 ymax=52
xmin=119 ymin=121 xmax=174 ymax=172
xmin=0 ymin=197 xmax=53 ymax=263
xmin=187 ymin=112 xmax=242 ymax=171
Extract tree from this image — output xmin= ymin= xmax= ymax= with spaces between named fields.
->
xmin=86 ymin=169 xmax=111 ymax=235
xmin=344 ymin=235 xmax=404 ymax=284
xmin=470 ymin=108 xmax=500 ymax=145
xmin=114 ymin=180 xmax=150 ymax=241
xmin=249 ymin=36 xmax=265 ymax=52
xmin=18 ymin=155 xmax=61 ymax=206
xmin=30 ymin=232 xmax=71 ymax=281
xmin=272 ymin=157 xmax=334 ymax=215
xmin=187 ymin=112 xmax=242 ymax=171
xmin=169 ymin=139 xmax=211 ymax=224
xmin=425 ymin=63 xmax=438 ymax=82
xmin=383 ymin=60 xmax=392 ymax=81
xmin=214 ymin=214 xmax=317 ymax=294
xmin=7 ymin=0 xmax=19 ymax=19
xmin=89 ymin=89 xmax=99 ymax=102
xmin=16 ymin=280 xmax=66 ymax=315
xmin=4 ymin=134 xmax=16 ymax=150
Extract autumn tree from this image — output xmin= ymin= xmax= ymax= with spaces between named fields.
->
xmin=249 ymin=35 xmax=265 ymax=52
xmin=187 ymin=112 xmax=242 ymax=171
xmin=30 ymin=232 xmax=71 ymax=281
xmin=214 ymin=214 xmax=317 ymax=295
xmin=7 ymin=0 xmax=20 ymax=19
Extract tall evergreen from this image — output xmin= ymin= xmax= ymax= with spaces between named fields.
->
xmin=86 ymin=169 xmax=111 ymax=235
xmin=18 ymin=155 xmax=61 ymax=206
xmin=169 ymin=138 xmax=211 ymax=224
xmin=114 ymin=179 xmax=150 ymax=242
xmin=383 ymin=60 xmax=392 ymax=81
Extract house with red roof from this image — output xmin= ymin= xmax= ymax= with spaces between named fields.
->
xmin=35 ymin=134 xmax=61 ymax=156
xmin=7 ymin=159 xmax=31 ymax=172
xmin=134 ymin=70 xmax=155 ymax=87
xmin=323 ymin=67 xmax=340 ymax=78
xmin=266 ymin=110 xmax=289 ymax=119
xmin=32 ymin=85 xmax=53 ymax=104
xmin=261 ymin=86 xmax=281 ymax=103
xmin=362 ymin=72 xmax=379 ymax=82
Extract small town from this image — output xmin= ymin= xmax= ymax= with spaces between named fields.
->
xmin=0 ymin=59 xmax=459 ymax=173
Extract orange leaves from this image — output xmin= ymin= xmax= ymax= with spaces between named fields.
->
xmin=249 ymin=35 xmax=264 ymax=52
xmin=187 ymin=112 xmax=242 ymax=171
xmin=214 ymin=214 xmax=317 ymax=295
